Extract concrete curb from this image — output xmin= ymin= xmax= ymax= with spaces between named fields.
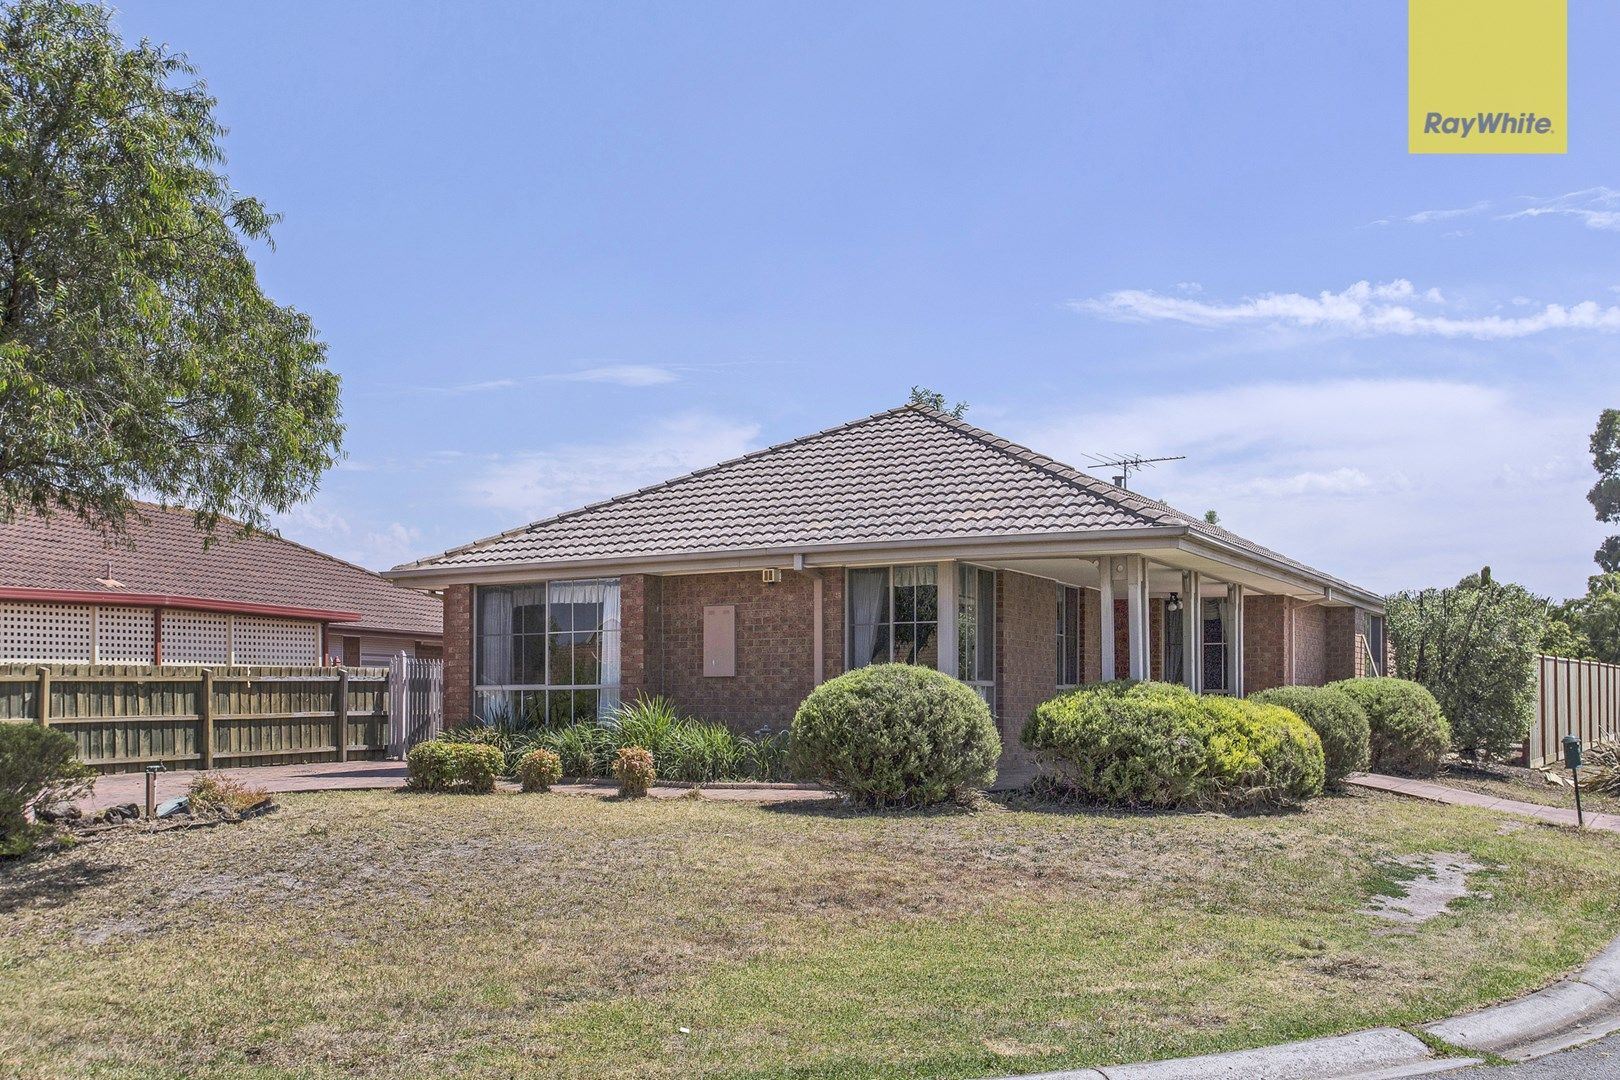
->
xmin=983 ymin=937 xmax=1620 ymax=1079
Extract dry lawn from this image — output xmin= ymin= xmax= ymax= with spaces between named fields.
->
xmin=2 ymin=787 xmax=1619 ymax=1079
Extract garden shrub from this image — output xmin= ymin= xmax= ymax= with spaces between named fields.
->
xmin=741 ymin=728 xmax=795 ymax=782
xmin=1249 ymin=685 xmax=1370 ymax=787
xmin=188 ymin=774 xmax=269 ymax=817
xmin=612 ymin=746 xmax=657 ymax=797
xmin=790 ymin=664 xmax=1000 ymax=807
xmin=1022 ymin=682 xmax=1324 ymax=809
xmin=660 ymin=721 xmax=745 ymax=784
xmin=0 ymin=724 xmax=91 ymax=857
xmin=407 ymin=740 xmax=503 ymax=793
xmin=538 ymin=723 xmax=615 ymax=778
xmin=603 ymin=696 xmax=681 ymax=759
xmin=516 ymin=748 xmax=563 ymax=792
xmin=1329 ymin=678 xmax=1450 ymax=777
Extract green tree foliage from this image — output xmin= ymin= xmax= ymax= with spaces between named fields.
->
xmin=1590 ymin=409 xmax=1620 ymax=571
xmin=0 ymin=723 xmax=90 ymax=855
xmin=0 ymin=0 xmax=342 ymax=535
xmin=1558 ymin=573 xmax=1620 ymax=664
xmin=908 ymin=385 xmax=968 ymax=418
xmin=1384 ymin=573 xmax=1545 ymax=759
xmin=1540 ymin=610 xmax=1594 ymax=660
xmin=1203 ymin=509 xmax=1220 ymax=525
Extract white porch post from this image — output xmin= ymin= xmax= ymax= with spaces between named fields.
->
xmin=1125 ymin=556 xmax=1148 ymax=680
xmin=1097 ymin=557 xmax=1115 ymax=681
xmin=1228 ymin=583 xmax=1246 ymax=697
xmin=1184 ymin=570 xmax=1202 ymax=693
xmin=936 ymin=561 xmax=959 ymax=678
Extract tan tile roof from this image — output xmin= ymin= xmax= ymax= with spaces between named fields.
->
xmin=0 ymin=503 xmax=442 ymax=637
xmin=398 ymin=406 xmax=1376 ymax=602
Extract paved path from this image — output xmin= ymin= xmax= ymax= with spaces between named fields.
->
xmin=74 ymin=759 xmax=834 ymax=813
xmin=1346 ymin=772 xmax=1620 ymax=832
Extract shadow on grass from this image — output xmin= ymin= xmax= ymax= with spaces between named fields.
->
xmin=759 ymin=784 xmax=1323 ymax=821
xmin=0 ymin=849 xmax=122 ymax=913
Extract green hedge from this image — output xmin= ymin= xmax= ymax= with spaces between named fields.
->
xmin=1249 ymin=685 xmax=1370 ymax=788
xmin=1329 ymin=678 xmax=1450 ymax=777
xmin=406 ymin=741 xmax=504 ymax=793
xmin=791 ymin=664 xmax=1000 ymax=807
xmin=1022 ymin=681 xmax=1324 ymax=809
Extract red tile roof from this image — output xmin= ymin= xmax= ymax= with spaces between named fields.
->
xmin=0 ymin=503 xmax=442 ymax=637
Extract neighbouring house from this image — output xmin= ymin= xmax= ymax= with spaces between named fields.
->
xmin=0 ymin=503 xmax=443 ymax=668
xmin=386 ymin=405 xmax=1392 ymax=781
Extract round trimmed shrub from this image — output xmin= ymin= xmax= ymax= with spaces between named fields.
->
xmin=1022 ymin=682 xmax=1324 ymax=809
xmin=612 ymin=746 xmax=657 ymax=797
xmin=517 ymin=748 xmax=563 ymax=792
xmin=1249 ymin=685 xmax=1370 ymax=788
xmin=1329 ymin=678 xmax=1450 ymax=777
xmin=790 ymin=664 xmax=1000 ymax=807
xmin=406 ymin=741 xmax=503 ymax=793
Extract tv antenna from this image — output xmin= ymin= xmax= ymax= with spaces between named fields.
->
xmin=1082 ymin=451 xmax=1186 ymax=491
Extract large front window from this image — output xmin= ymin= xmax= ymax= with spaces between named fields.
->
xmin=847 ymin=565 xmax=938 ymax=667
xmin=475 ymin=579 xmax=620 ymax=726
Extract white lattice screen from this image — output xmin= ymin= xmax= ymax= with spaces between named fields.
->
xmin=162 ymin=610 xmax=231 ymax=664
xmin=95 ymin=606 xmax=156 ymax=663
xmin=0 ymin=602 xmax=93 ymax=662
xmin=231 ymin=616 xmax=320 ymax=665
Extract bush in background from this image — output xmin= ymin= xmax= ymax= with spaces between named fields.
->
xmin=0 ymin=725 xmax=91 ymax=857
xmin=1023 ymin=681 xmax=1324 ymax=809
xmin=1249 ymin=685 xmax=1370 ymax=788
xmin=1330 ymin=678 xmax=1450 ymax=777
xmin=790 ymin=664 xmax=999 ymax=807
xmin=539 ymin=723 xmax=615 ymax=779
xmin=612 ymin=746 xmax=657 ymax=797
xmin=516 ymin=748 xmax=563 ymax=792
xmin=1386 ymin=572 xmax=1543 ymax=759
xmin=406 ymin=741 xmax=503 ymax=794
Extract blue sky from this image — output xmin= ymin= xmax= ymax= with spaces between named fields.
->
xmin=111 ymin=1 xmax=1620 ymax=599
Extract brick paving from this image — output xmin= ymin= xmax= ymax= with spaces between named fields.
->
xmin=1347 ymin=772 xmax=1620 ymax=833
xmin=73 ymin=759 xmax=835 ymax=813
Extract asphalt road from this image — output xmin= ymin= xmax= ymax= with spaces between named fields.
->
xmin=1456 ymin=1033 xmax=1620 ymax=1076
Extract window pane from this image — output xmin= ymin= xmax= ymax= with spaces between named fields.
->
xmin=518 ymin=691 xmax=548 ymax=729
xmin=894 ymin=622 xmax=917 ymax=664
xmin=894 ymin=582 xmax=917 ymax=622
xmin=975 ymin=569 xmax=996 ymax=682
xmin=847 ymin=568 xmax=890 ymax=668
xmin=913 ymin=622 xmax=938 ymax=668
xmin=520 ymin=634 xmax=546 ymax=684
xmin=548 ymin=689 xmax=574 ymax=725
xmin=549 ymin=634 xmax=573 ymax=686
xmin=572 ymin=630 xmax=601 ymax=685
xmin=476 ymin=587 xmax=515 ymax=686
xmin=915 ymin=576 xmax=938 ymax=622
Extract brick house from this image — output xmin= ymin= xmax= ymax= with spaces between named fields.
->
xmin=387 ymin=405 xmax=1390 ymax=782
xmin=0 ymin=503 xmax=443 ymax=667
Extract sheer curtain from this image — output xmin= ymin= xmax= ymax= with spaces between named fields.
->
xmin=477 ymin=587 xmax=513 ymax=686
xmin=849 ymin=568 xmax=888 ymax=667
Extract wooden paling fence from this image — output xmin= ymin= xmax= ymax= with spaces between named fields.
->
xmin=0 ymin=663 xmax=408 ymax=774
xmin=1525 ymin=655 xmax=1620 ymax=767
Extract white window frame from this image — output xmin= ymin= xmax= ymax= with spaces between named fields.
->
xmin=472 ymin=579 xmax=621 ymax=726
xmin=957 ymin=563 xmax=996 ymax=708
xmin=1056 ymin=583 xmax=1081 ymax=689
xmin=844 ymin=564 xmax=941 ymax=669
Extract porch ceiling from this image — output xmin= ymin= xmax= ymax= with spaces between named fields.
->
xmin=972 ymin=549 xmax=1348 ymax=602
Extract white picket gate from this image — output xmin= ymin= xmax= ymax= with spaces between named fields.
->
xmin=388 ymin=653 xmax=444 ymax=757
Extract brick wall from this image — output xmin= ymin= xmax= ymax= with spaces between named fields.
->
xmin=442 ymin=584 xmax=473 ymax=726
xmin=649 ymin=569 xmax=831 ymax=732
xmin=1325 ymin=606 xmax=1359 ymax=682
xmin=994 ymin=569 xmax=1058 ymax=785
xmin=1293 ymin=601 xmax=1327 ymax=686
xmin=1244 ymin=594 xmax=1288 ymax=693
xmin=1082 ymin=586 xmax=1101 ymax=684
xmin=619 ymin=573 xmax=660 ymax=704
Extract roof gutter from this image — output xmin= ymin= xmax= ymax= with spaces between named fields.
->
xmin=0 ymin=587 xmax=364 ymax=625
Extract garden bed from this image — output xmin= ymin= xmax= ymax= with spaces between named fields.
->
xmin=3 ymin=788 xmax=1620 ymax=1079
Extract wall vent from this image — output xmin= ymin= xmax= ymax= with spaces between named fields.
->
xmin=761 ymin=568 xmax=782 ymax=584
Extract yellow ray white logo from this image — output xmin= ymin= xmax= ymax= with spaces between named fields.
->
xmin=1409 ymin=0 xmax=1566 ymax=154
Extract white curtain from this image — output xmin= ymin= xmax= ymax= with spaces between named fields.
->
xmin=849 ymin=568 xmax=888 ymax=667
xmin=477 ymin=587 xmax=513 ymax=686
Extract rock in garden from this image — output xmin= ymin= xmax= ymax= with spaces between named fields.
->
xmin=35 ymin=801 xmax=82 ymax=823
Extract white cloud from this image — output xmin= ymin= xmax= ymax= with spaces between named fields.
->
xmin=1503 ymin=187 xmax=1620 ymax=231
xmin=424 ymin=363 xmax=679 ymax=395
xmin=271 ymin=503 xmax=426 ymax=570
xmin=466 ymin=413 xmax=761 ymax=520
xmin=1403 ymin=201 xmax=1489 ymax=225
xmin=1072 ymin=279 xmax=1620 ymax=339
xmin=1015 ymin=378 xmax=1600 ymax=598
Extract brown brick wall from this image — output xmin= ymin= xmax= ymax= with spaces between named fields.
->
xmin=1244 ymin=594 xmax=1288 ymax=693
xmin=994 ymin=569 xmax=1058 ymax=784
xmin=1293 ymin=601 xmax=1327 ymax=686
xmin=443 ymin=584 xmax=473 ymax=727
xmin=650 ymin=569 xmax=827 ymax=732
xmin=1325 ymin=606 xmax=1359 ymax=682
xmin=1082 ymin=586 xmax=1101 ymax=684
xmin=619 ymin=573 xmax=660 ymax=704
